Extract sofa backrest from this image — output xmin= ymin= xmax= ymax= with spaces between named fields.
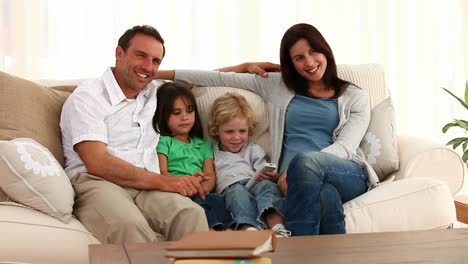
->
xmin=0 ymin=64 xmax=388 ymax=168
xmin=193 ymin=64 xmax=388 ymax=156
xmin=0 ymin=71 xmax=75 ymax=167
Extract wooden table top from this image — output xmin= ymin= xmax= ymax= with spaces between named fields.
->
xmin=455 ymin=195 xmax=468 ymax=224
xmin=89 ymin=228 xmax=468 ymax=264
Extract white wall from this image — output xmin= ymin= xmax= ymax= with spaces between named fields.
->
xmin=465 ymin=1 xmax=468 ymax=81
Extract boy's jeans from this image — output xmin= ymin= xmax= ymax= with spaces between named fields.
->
xmin=284 ymin=152 xmax=367 ymax=235
xmin=223 ymin=178 xmax=283 ymax=229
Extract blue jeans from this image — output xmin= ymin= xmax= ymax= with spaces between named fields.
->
xmin=223 ymin=178 xmax=283 ymax=229
xmin=192 ymin=193 xmax=234 ymax=230
xmin=284 ymin=152 xmax=368 ymax=235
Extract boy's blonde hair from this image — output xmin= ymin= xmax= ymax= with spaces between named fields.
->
xmin=208 ymin=92 xmax=257 ymax=141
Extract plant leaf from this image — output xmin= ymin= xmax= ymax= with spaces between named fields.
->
xmin=465 ymin=81 xmax=468 ymax=105
xmin=454 ymin=119 xmax=468 ymax=130
xmin=463 ymin=142 xmax=468 ymax=152
xmin=442 ymin=121 xmax=460 ymax=133
xmin=443 ymin=88 xmax=468 ymax=110
xmin=463 ymin=150 xmax=468 ymax=162
xmin=446 ymin=137 xmax=468 ymax=148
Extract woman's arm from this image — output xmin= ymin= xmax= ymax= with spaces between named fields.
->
xmin=321 ymin=90 xmax=371 ymax=159
xmin=156 ymin=70 xmax=175 ymax=81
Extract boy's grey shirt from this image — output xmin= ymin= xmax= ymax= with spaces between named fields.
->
xmin=213 ymin=142 xmax=268 ymax=193
xmin=174 ymin=70 xmax=379 ymax=188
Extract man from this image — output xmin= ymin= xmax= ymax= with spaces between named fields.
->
xmin=60 ymin=25 xmax=208 ymax=243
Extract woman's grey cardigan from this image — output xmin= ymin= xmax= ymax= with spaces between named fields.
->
xmin=174 ymin=70 xmax=380 ymax=188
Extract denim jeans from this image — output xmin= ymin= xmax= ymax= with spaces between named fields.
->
xmin=284 ymin=152 xmax=368 ymax=236
xmin=191 ymin=193 xmax=234 ymax=230
xmin=223 ymin=178 xmax=283 ymax=229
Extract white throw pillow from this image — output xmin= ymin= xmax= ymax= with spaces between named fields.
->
xmin=0 ymin=138 xmax=74 ymax=222
xmin=360 ymin=97 xmax=399 ymax=180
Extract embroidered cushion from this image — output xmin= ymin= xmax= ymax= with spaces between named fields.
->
xmin=0 ymin=138 xmax=74 ymax=223
xmin=360 ymin=97 xmax=399 ymax=180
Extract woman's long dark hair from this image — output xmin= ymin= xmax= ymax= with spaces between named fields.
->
xmin=280 ymin=23 xmax=350 ymax=97
xmin=153 ymin=82 xmax=203 ymax=139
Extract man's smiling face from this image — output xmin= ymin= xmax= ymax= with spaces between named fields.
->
xmin=114 ymin=33 xmax=164 ymax=98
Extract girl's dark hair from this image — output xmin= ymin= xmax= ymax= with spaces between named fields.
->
xmin=153 ymin=82 xmax=203 ymax=138
xmin=280 ymin=23 xmax=350 ymax=97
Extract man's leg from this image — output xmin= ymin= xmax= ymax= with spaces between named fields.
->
xmin=71 ymin=173 xmax=160 ymax=243
xmin=135 ymin=191 xmax=208 ymax=241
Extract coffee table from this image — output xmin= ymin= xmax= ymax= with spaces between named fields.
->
xmin=89 ymin=228 xmax=468 ymax=263
xmin=455 ymin=195 xmax=468 ymax=224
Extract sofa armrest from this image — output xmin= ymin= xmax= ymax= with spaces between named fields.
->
xmin=389 ymin=135 xmax=465 ymax=195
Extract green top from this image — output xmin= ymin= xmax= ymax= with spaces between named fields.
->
xmin=156 ymin=136 xmax=214 ymax=176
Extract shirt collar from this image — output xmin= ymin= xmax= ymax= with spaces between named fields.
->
xmin=102 ymin=67 xmax=154 ymax=106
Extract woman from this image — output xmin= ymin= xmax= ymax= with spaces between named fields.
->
xmin=157 ymin=23 xmax=379 ymax=235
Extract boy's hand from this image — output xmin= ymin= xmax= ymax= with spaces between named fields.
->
xmin=257 ymin=170 xmax=278 ymax=182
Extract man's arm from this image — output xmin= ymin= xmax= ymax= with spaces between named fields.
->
xmin=75 ymin=141 xmax=205 ymax=197
xmin=155 ymin=62 xmax=281 ymax=81
xmin=215 ymin=62 xmax=281 ymax=76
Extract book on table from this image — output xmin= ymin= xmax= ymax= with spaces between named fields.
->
xmin=165 ymin=230 xmax=276 ymax=259
xmin=172 ymin=257 xmax=272 ymax=264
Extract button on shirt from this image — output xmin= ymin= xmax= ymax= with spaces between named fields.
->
xmin=60 ymin=67 xmax=160 ymax=178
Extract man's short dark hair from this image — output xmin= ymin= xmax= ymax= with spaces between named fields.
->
xmin=118 ymin=25 xmax=165 ymax=58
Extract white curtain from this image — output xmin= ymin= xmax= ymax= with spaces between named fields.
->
xmin=0 ymin=0 xmax=466 ymax=142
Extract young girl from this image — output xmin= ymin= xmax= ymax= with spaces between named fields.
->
xmin=153 ymin=82 xmax=233 ymax=231
xmin=207 ymin=92 xmax=290 ymax=237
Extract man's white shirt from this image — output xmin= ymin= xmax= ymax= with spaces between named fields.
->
xmin=60 ymin=67 xmax=160 ymax=179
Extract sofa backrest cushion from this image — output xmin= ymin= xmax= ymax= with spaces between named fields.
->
xmin=192 ymin=86 xmax=271 ymax=157
xmin=0 ymin=71 xmax=74 ymax=167
xmin=337 ymin=64 xmax=388 ymax=108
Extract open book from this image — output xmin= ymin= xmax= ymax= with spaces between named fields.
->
xmin=166 ymin=230 xmax=276 ymax=259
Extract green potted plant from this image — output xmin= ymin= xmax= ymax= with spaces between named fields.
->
xmin=442 ymin=81 xmax=468 ymax=162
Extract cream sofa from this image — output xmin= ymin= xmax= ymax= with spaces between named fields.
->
xmin=0 ymin=64 xmax=463 ymax=264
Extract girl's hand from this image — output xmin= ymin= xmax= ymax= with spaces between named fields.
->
xmin=257 ymin=170 xmax=278 ymax=182
xmin=166 ymin=175 xmax=206 ymax=199
xmin=277 ymin=169 xmax=288 ymax=197
xmin=192 ymin=171 xmax=209 ymax=182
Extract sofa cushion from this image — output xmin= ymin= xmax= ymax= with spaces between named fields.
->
xmin=0 ymin=188 xmax=11 ymax=202
xmin=192 ymin=86 xmax=271 ymax=157
xmin=0 ymin=138 xmax=74 ymax=223
xmin=360 ymin=97 xmax=399 ymax=179
xmin=344 ymin=177 xmax=456 ymax=233
xmin=0 ymin=203 xmax=99 ymax=264
xmin=0 ymin=71 xmax=72 ymax=167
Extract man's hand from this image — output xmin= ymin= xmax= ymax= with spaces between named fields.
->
xmin=192 ymin=171 xmax=209 ymax=182
xmin=277 ymin=169 xmax=288 ymax=197
xmin=216 ymin=62 xmax=281 ymax=77
xmin=163 ymin=175 xmax=206 ymax=199
xmin=244 ymin=62 xmax=281 ymax=77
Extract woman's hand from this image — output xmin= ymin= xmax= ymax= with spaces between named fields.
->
xmin=277 ymin=169 xmax=288 ymax=197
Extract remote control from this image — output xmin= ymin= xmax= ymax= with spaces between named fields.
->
xmin=245 ymin=163 xmax=277 ymax=190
